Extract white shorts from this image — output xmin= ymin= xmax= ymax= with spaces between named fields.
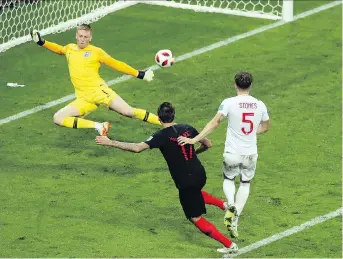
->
xmin=222 ymin=152 xmax=258 ymax=182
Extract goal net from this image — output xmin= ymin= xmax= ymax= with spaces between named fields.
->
xmin=0 ymin=0 xmax=137 ymax=53
xmin=143 ymin=0 xmax=293 ymax=21
xmin=0 ymin=0 xmax=293 ymax=54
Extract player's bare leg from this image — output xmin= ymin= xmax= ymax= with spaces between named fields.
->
xmin=191 ymin=216 xmax=238 ymax=254
xmin=53 ymin=105 xmax=110 ymax=136
xmin=109 ymin=95 xmax=161 ymax=125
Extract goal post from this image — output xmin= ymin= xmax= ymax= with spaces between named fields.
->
xmin=0 ymin=0 xmax=138 ymax=53
xmin=282 ymin=0 xmax=294 ymax=22
xmin=142 ymin=0 xmax=294 ymax=21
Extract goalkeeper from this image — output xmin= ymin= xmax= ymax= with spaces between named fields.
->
xmin=31 ymin=24 xmax=159 ymax=136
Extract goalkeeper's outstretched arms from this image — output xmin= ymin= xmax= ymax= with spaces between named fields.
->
xmin=30 ymin=30 xmax=66 ymax=55
xmin=100 ymin=51 xmax=154 ymax=82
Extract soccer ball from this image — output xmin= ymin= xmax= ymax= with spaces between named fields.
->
xmin=155 ymin=49 xmax=174 ymax=67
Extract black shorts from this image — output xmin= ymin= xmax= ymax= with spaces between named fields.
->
xmin=178 ymin=187 xmax=206 ymax=219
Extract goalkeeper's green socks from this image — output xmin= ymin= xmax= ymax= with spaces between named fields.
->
xmin=133 ymin=108 xmax=161 ymax=125
xmin=61 ymin=117 xmax=95 ymax=129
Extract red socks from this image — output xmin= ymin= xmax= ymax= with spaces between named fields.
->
xmin=194 ymin=217 xmax=232 ymax=248
xmin=201 ymin=190 xmax=225 ymax=210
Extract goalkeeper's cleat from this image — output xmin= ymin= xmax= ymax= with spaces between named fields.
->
xmin=224 ymin=205 xmax=237 ymax=231
xmin=97 ymin=122 xmax=111 ymax=136
xmin=30 ymin=30 xmax=45 ymax=46
xmin=217 ymin=242 xmax=238 ymax=254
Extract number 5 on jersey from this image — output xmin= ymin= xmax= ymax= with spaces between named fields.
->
xmin=241 ymin=112 xmax=254 ymax=135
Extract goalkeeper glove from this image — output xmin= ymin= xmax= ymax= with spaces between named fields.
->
xmin=137 ymin=69 xmax=154 ymax=82
xmin=30 ymin=30 xmax=45 ymax=46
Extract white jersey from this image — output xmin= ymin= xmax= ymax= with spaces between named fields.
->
xmin=218 ymin=95 xmax=269 ymax=155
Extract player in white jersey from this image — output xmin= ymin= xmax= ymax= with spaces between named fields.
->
xmin=178 ymin=72 xmax=270 ymax=238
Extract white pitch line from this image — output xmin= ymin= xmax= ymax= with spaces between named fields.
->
xmin=227 ymin=208 xmax=342 ymax=258
xmin=0 ymin=1 xmax=341 ymax=126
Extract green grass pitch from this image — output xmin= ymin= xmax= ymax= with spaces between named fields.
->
xmin=0 ymin=1 xmax=341 ymax=258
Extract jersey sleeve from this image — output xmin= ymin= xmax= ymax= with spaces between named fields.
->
xmin=98 ymin=48 xmax=112 ymax=62
xmin=260 ymin=101 xmax=270 ymax=121
xmin=144 ymin=131 xmax=165 ymax=149
xmin=217 ymin=99 xmax=230 ymax=117
xmin=98 ymin=48 xmax=139 ymax=77
xmin=60 ymin=44 xmax=70 ymax=55
xmin=43 ymin=41 xmax=69 ymax=55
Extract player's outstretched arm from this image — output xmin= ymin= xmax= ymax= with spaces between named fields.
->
xmin=178 ymin=113 xmax=225 ymax=146
xmin=101 ymin=54 xmax=154 ymax=82
xmin=96 ymin=136 xmax=150 ymax=153
xmin=30 ymin=30 xmax=66 ymax=55
xmin=195 ymin=138 xmax=212 ymax=154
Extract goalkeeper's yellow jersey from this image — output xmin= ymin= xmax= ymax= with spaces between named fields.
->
xmin=43 ymin=41 xmax=139 ymax=97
